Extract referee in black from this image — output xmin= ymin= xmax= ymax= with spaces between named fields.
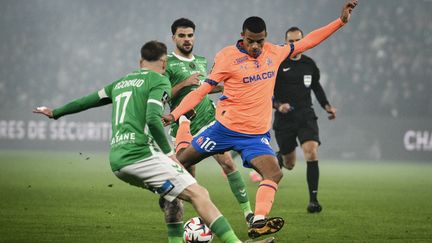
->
xmin=273 ymin=27 xmax=337 ymax=213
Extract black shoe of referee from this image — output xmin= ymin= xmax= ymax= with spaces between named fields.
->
xmin=307 ymin=201 xmax=323 ymax=213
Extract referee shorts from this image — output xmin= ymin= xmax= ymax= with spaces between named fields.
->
xmin=274 ymin=108 xmax=320 ymax=154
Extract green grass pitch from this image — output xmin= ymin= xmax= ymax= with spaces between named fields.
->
xmin=0 ymin=150 xmax=431 ymax=242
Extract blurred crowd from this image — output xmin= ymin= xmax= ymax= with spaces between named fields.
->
xmin=1 ymin=0 xmax=431 ymax=118
xmin=312 ymin=0 xmax=432 ymax=118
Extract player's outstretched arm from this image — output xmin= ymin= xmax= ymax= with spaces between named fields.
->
xmin=162 ymin=82 xmax=213 ymax=125
xmin=340 ymin=0 xmax=358 ymax=24
xmin=290 ymin=0 xmax=358 ymax=57
xmin=33 ymin=106 xmax=54 ymax=118
xmin=33 ymin=91 xmax=112 ymax=120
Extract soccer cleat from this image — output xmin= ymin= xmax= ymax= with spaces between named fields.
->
xmin=307 ymin=201 xmax=322 ymax=213
xmin=244 ymin=236 xmax=275 ymax=243
xmin=248 ymin=217 xmax=284 ymax=239
xmin=246 ymin=213 xmax=254 ymax=227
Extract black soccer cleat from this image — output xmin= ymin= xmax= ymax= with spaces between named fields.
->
xmin=246 ymin=213 xmax=255 ymax=227
xmin=248 ymin=217 xmax=284 ymax=239
xmin=307 ymin=201 xmax=322 ymax=213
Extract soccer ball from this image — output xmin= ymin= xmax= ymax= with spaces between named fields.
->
xmin=183 ymin=217 xmax=214 ymax=243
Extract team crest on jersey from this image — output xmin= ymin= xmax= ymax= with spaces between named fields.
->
xmin=266 ymin=57 xmax=273 ymax=66
xmin=196 ymin=136 xmax=204 ymax=146
xmin=253 ymin=60 xmax=260 ymax=69
xmin=304 ymin=75 xmax=312 ymax=88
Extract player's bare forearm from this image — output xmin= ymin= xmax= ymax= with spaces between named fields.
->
xmin=171 ymin=83 xmax=185 ymax=98
xmin=172 ymin=73 xmax=202 ymax=98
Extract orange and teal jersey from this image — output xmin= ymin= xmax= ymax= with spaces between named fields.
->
xmin=206 ymin=40 xmax=294 ymax=134
xmin=171 ymin=18 xmax=344 ymax=135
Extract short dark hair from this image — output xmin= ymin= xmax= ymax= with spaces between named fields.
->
xmin=242 ymin=16 xmax=266 ymax=33
xmin=171 ymin=18 xmax=195 ymax=35
xmin=285 ymin=26 xmax=304 ymax=38
xmin=140 ymin=41 xmax=167 ymax=62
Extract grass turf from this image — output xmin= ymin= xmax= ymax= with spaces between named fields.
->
xmin=0 ymin=151 xmax=431 ymax=242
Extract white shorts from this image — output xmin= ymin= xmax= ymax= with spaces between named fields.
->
xmin=114 ymin=152 xmax=196 ymax=202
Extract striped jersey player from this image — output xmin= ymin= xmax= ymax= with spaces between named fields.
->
xmin=33 ymin=41 xmax=252 ymax=243
xmin=165 ymin=52 xmax=215 ymax=137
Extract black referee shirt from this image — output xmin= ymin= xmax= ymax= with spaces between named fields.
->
xmin=274 ymin=54 xmax=329 ymax=110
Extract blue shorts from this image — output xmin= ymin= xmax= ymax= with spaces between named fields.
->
xmin=191 ymin=121 xmax=275 ymax=168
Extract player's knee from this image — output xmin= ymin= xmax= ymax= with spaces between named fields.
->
xmin=285 ymin=160 xmax=295 ymax=170
xmin=263 ymin=169 xmax=283 ymax=183
xmin=281 ymin=151 xmax=295 ymax=169
xmin=176 ymin=148 xmax=185 ymax=157
xmin=220 ymin=162 xmax=236 ymax=174
xmin=302 ymin=142 xmax=318 ymax=160
xmin=186 ymin=165 xmax=196 ymax=177
xmin=274 ymin=169 xmax=283 ymax=182
xmin=190 ymin=184 xmax=210 ymax=201
xmin=304 ymin=149 xmax=318 ymax=161
xmin=214 ymin=154 xmax=236 ymax=174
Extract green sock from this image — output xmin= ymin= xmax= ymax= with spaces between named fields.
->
xmin=227 ymin=171 xmax=252 ymax=215
xmin=210 ymin=216 xmax=240 ymax=243
xmin=167 ymin=222 xmax=183 ymax=243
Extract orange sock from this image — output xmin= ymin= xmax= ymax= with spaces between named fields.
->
xmin=175 ymin=120 xmax=193 ymax=153
xmin=255 ymin=179 xmax=278 ymax=218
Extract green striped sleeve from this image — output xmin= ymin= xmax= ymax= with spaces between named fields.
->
xmin=146 ymin=100 xmax=173 ymax=155
xmin=52 ymin=88 xmax=112 ymax=119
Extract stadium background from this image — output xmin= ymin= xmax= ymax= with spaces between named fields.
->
xmin=1 ymin=0 xmax=431 ymax=161
xmin=1 ymin=0 xmax=432 ymax=242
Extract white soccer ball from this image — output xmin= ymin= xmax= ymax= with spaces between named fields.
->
xmin=183 ymin=217 xmax=214 ymax=243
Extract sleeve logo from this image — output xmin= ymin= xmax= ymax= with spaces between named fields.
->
xmin=161 ymin=91 xmax=169 ymax=104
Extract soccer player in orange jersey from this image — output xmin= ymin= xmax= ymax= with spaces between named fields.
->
xmin=163 ymin=0 xmax=358 ymax=239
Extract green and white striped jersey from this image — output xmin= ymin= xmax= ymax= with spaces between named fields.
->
xmin=53 ymin=69 xmax=173 ymax=171
xmin=165 ymin=52 xmax=215 ymax=137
